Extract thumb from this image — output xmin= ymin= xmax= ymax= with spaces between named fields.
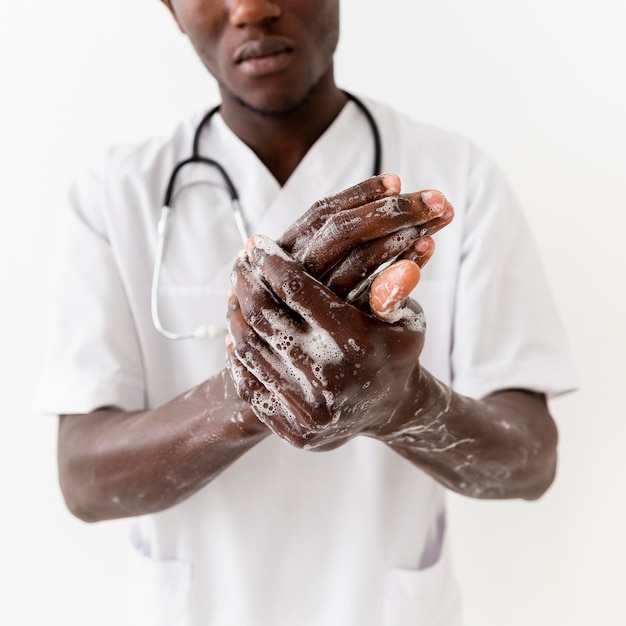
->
xmin=369 ymin=259 xmax=421 ymax=322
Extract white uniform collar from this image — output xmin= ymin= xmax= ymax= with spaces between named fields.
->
xmin=199 ymin=100 xmax=378 ymax=238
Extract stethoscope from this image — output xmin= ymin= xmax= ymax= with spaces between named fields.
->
xmin=151 ymin=91 xmax=382 ymax=340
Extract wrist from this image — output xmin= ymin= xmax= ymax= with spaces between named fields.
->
xmin=194 ymin=370 xmax=270 ymax=441
xmin=368 ymin=366 xmax=454 ymax=445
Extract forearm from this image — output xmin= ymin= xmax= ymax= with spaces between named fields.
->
xmin=58 ymin=370 xmax=269 ymax=522
xmin=373 ymin=370 xmax=558 ymax=500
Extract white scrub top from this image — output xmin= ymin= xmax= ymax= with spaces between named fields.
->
xmin=35 ymin=98 xmax=577 ymax=626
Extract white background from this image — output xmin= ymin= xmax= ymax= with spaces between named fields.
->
xmin=1 ymin=1 xmax=624 ymax=624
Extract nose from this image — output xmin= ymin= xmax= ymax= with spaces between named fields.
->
xmin=229 ymin=0 xmax=282 ymax=27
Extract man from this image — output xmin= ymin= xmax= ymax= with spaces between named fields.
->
xmin=35 ymin=1 xmax=576 ymax=624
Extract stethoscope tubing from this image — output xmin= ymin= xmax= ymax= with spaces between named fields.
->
xmin=153 ymin=92 xmax=382 ymax=340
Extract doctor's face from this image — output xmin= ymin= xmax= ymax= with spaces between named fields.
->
xmin=162 ymin=0 xmax=340 ymax=115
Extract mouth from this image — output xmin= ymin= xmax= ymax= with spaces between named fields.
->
xmin=234 ymin=37 xmax=294 ymax=75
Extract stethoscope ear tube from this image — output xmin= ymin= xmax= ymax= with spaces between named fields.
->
xmin=231 ymin=198 xmax=249 ymax=245
xmin=151 ymin=206 xmax=184 ymax=340
xmin=151 ymin=206 xmax=227 ymax=340
xmin=343 ymin=91 xmax=382 ymax=176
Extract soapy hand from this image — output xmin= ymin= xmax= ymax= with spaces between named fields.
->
xmin=227 ymin=174 xmax=454 ymax=448
xmin=226 ymin=235 xmax=427 ymax=449
xmin=278 ymin=174 xmax=454 ymax=312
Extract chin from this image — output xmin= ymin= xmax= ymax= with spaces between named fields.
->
xmin=231 ymin=79 xmax=321 ymax=117
xmin=237 ymin=94 xmax=309 ymax=117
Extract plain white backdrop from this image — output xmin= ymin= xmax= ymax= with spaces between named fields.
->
xmin=1 ymin=1 xmax=624 ymax=624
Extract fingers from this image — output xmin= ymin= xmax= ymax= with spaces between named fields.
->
xmin=369 ymin=260 xmax=421 ymax=321
xmin=323 ymin=225 xmax=438 ymax=298
xmin=243 ymin=235 xmax=358 ymax=334
xmin=229 ymin=252 xmax=302 ymax=351
xmin=341 ymin=236 xmax=435 ymax=316
xmin=227 ymin=259 xmax=322 ymax=418
xmin=228 ymin=238 xmax=348 ymax=431
xmin=278 ymin=174 xmax=401 ymax=252
xmin=294 ymin=189 xmax=453 ymax=279
xmin=367 ymin=237 xmax=435 ymax=320
xmin=225 ymin=338 xmax=313 ymax=446
xmin=316 ymin=189 xmax=447 ymax=307
xmin=402 ymin=236 xmax=435 ymax=267
xmin=227 ymin=291 xmax=324 ymax=435
xmin=322 ymin=225 xmax=421 ymax=298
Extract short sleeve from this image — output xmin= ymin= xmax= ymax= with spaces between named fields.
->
xmin=33 ymin=164 xmax=145 ymax=415
xmin=450 ymin=147 xmax=577 ymax=399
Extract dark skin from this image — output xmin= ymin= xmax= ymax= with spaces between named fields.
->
xmin=58 ymin=0 xmax=558 ymax=522
xmin=163 ymin=0 xmax=346 ymax=185
xmin=58 ymin=177 xmax=451 ymax=521
xmin=227 ymin=234 xmax=557 ymax=497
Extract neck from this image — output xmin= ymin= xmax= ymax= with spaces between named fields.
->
xmin=219 ymin=74 xmax=347 ymax=186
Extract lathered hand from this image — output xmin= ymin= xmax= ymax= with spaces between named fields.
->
xmin=227 ymin=235 xmax=427 ymax=450
xmin=278 ymin=174 xmax=453 ymax=310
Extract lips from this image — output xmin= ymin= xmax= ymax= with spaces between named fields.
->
xmin=234 ymin=37 xmax=294 ymax=65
